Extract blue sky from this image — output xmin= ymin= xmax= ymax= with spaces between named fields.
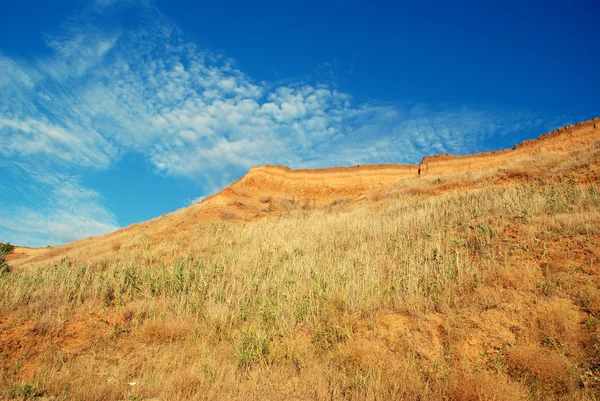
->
xmin=1 ymin=0 xmax=599 ymax=247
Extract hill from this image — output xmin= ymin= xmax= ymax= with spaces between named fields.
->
xmin=1 ymin=118 xmax=600 ymax=400
xmin=8 ymin=118 xmax=600 ymax=267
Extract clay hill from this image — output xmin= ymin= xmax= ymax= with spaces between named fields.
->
xmin=8 ymin=117 xmax=600 ymax=267
xmin=2 ymin=117 xmax=600 ymax=400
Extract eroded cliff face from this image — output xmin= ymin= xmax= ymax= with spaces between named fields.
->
xmin=230 ymin=164 xmax=418 ymax=204
xmin=207 ymin=118 xmax=600 ymax=208
xmin=216 ymin=119 xmax=600 ymax=204
xmin=8 ymin=117 xmax=600 ymax=266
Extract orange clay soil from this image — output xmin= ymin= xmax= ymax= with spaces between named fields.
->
xmin=7 ymin=117 xmax=600 ymax=268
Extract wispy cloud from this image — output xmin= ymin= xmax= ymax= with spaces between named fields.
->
xmin=0 ymin=165 xmax=118 ymax=247
xmin=0 ymin=2 xmax=572 ymax=246
xmin=0 ymin=117 xmax=114 ymax=167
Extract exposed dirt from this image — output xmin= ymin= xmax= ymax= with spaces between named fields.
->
xmin=0 ymin=310 xmax=126 ymax=380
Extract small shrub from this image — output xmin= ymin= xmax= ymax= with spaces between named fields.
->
xmin=312 ymin=321 xmax=350 ymax=351
xmin=5 ymin=383 xmax=40 ymax=399
xmin=236 ymin=329 xmax=270 ymax=368
xmin=0 ymin=242 xmax=14 ymax=275
xmin=584 ymin=316 xmax=599 ymax=331
xmin=0 ymin=242 xmax=15 ymax=254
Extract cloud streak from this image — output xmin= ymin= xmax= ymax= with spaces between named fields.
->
xmin=0 ymin=165 xmax=118 ymax=247
xmin=0 ymin=2 xmax=571 ymax=246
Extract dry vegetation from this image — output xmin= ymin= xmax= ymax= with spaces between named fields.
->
xmin=1 ymin=142 xmax=600 ymax=400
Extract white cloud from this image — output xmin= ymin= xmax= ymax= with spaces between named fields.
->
xmin=0 ymin=56 xmax=36 ymax=92
xmin=0 ymin=1 xmax=571 ymax=246
xmin=0 ymin=169 xmax=118 ymax=247
xmin=0 ymin=117 xmax=114 ymax=168
xmin=2 ymin=7 xmax=558 ymax=180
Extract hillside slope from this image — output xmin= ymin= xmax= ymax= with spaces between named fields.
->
xmin=1 ymin=118 xmax=600 ymax=400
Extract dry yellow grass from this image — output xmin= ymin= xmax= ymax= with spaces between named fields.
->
xmin=1 ymin=135 xmax=600 ymax=399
